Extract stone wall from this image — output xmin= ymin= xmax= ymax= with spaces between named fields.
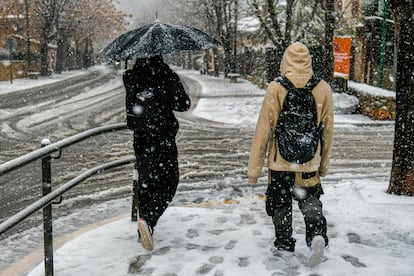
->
xmin=346 ymin=81 xmax=396 ymax=120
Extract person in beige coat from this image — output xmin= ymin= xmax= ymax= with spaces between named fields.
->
xmin=248 ymin=42 xmax=334 ymax=265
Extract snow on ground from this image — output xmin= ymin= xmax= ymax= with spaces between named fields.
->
xmin=27 ymin=181 xmax=414 ymax=276
xmin=348 ymin=81 xmax=396 ymax=98
xmin=181 ymin=69 xmax=393 ymax=128
xmin=2 ymin=67 xmax=412 ymax=276
xmin=0 ymin=65 xmax=114 ymax=95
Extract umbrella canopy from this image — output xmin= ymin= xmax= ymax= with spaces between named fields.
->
xmin=98 ymin=22 xmax=221 ymax=62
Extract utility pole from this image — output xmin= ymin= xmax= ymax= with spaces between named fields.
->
xmin=24 ymin=0 xmax=32 ymax=73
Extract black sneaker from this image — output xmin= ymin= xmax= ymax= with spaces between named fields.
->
xmin=274 ymin=237 xmax=296 ymax=252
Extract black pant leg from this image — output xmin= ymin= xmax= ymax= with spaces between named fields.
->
xmin=295 ymin=184 xmax=328 ymax=247
xmin=146 ymin=139 xmax=179 ymax=228
xmin=134 ymin=132 xmax=179 ymax=229
xmin=268 ymin=171 xmax=295 ymax=243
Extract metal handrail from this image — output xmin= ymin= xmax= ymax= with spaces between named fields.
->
xmin=0 ymin=122 xmax=135 ymax=276
xmin=0 ymin=156 xmax=136 ymax=234
xmin=0 ymin=122 xmax=128 ymax=175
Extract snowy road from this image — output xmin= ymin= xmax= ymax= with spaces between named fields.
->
xmin=0 ymin=68 xmax=395 ymax=273
xmin=0 ymin=67 xmax=128 ymax=226
xmin=0 ymin=67 xmax=123 ymax=157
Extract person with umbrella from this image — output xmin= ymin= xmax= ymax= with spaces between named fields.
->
xmin=99 ymin=21 xmax=219 ymax=251
xmin=123 ymin=55 xmax=191 ymax=251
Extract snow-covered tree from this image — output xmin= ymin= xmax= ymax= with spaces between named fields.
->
xmin=31 ymin=0 xmax=126 ymax=75
xmin=60 ymin=0 xmax=126 ymax=70
xmin=248 ymin=0 xmax=335 ymax=82
xmin=33 ymin=0 xmax=67 ymax=76
xmin=248 ymin=1 xmax=325 ymax=52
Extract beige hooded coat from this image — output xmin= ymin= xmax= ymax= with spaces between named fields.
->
xmin=248 ymin=42 xmax=334 ymax=187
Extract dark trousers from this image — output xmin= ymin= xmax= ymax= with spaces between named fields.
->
xmin=133 ymin=132 xmax=179 ymax=229
xmin=266 ymin=170 xmax=328 ymax=248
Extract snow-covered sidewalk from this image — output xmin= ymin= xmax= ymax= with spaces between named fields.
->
xmin=27 ymin=181 xmax=414 ymax=276
xmin=4 ymin=68 xmax=412 ymax=276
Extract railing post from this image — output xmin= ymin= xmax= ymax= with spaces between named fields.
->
xmin=131 ymin=162 xmax=138 ymax=221
xmin=41 ymin=139 xmax=54 ymax=276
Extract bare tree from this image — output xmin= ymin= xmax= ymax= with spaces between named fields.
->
xmin=197 ymin=0 xmax=239 ymax=76
xmin=171 ymin=0 xmax=238 ymax=75
xmin=388 ymin=0 xmax=414 ymax=195
xmin=249 ymin=0 xmax=290 ymax=53
xmin=249 ymin=0 xmax=330 ymax=82
xmin=33 ymin=0 xmax=126 ymax=74
xmin=68 ymin=0 xmax=126 ymax=69
xmin=33 ymin=0 xmax=68 ymax=76
xmin=249 ymin=1 xmax=325 ymax=51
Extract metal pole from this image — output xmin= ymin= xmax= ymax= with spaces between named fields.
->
xmin=232 ymin=0 xmax=238 ymax=73
xmin=131 ymin=163 xmax=139 ymax=221
xmin=9 ymin=52 xmax=13 ymax=84
xmin=41 ymin=139 xmax=54 ymax=276
xmin=25 ymin=0 xmax=32 ymax=73
xmin=379 ymin=0 xmax=388 ymax=88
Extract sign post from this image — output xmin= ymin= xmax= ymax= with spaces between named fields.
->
xmin=5 ymin=37 xmax=17 ymax=84
xmin=333 ymin=36 xmax=352 ymax=80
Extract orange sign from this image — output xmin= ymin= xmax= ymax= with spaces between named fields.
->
xmin=334 ymin=36 xmax=352 ymax=80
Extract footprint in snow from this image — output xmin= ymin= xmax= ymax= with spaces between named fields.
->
xmin=171 ymin=237 xmax=185 ymax=247
xmin=214 ymin=270 xmax=224 ymax=276
xmin=208 ymin=229 xmax=224 ymax=235
xmin=186 ymin=228 xmax=199 ymax=238
xmin=347 ymin=232 xmax=362 ymax=244
xmin=239 ymin=213 xmax=257 ymax=225
xmin=342 ymin=255 xmax=367 ymax=267
xmin=215 ymin=216 xmax=229 ymax=224
xmin=238 ymin=256 xmax=250 ymax=267
xmin=128 ymin=254 xmax=153 ymax=274
xmin=209 ymin=256 xmax=224 ymax=264
xmin=224 ymin=240 xmax=237 ymax=250
xmin=152 ymin=246 xmax=170 ymax=256
xmin=196 ymin=263 xmax=215 ymax=274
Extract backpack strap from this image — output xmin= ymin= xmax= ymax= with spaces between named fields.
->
xmin=276 ymin=76 xmax=296 ymax=92
xmin=277 ymin=75 xmax=321 ymax=92
xmin=304 ymin=75 xmax=321 ymax=90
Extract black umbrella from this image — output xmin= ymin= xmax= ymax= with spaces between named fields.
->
xmin=98 ymin=21 xmax=221 ymax=62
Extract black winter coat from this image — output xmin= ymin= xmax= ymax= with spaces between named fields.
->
xmin=123 ymin=62 xmax=190 ymax=136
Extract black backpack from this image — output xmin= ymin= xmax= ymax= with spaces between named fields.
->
xmin=125 ymin=83 xmax=168 ymax=132
xmin=275 ymin=75 xmax=322 ymax=164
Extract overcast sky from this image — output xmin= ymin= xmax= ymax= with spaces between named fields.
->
xmin=114 ymin=0 xmax=252 ymax=31
xmin=115 ymin=0 xmax=178 ymax=28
